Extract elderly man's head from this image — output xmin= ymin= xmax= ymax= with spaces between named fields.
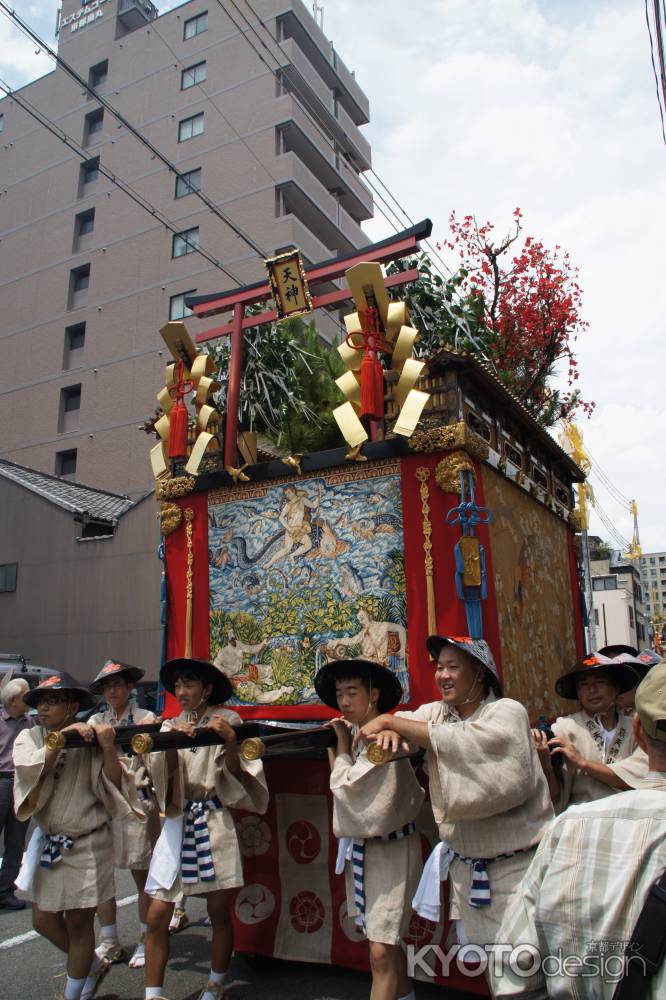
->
xmin=1 ymin=678 xmax=30 ymax=717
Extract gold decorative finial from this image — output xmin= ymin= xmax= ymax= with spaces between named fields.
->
xmin=225 ymin=464 xmax=250 ymax=484
xmin=240 ymin=737 xmax=266 ymax=761
xmin=367 ymin=742 xmax=391 ymax=766
xmin=131 ymin=732 xmax=154 ymax=754
xmin=46 ymin=731 xmax=66 ymax=751
xmin=281 ymin=454 xmax=304 ymax=475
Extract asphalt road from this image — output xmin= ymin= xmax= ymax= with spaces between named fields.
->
xmin=0 ymin=871 xmax=472 ymax=1000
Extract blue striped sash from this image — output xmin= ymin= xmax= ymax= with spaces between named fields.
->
xmin=452 ymin=846 xmax=531 ymax=908
xmin=181 ymin=796 xmax=223 ymax=884
xmin=352 ymin=821 xmax=416 ymax=933
xmin=39 ymin=833 xmax=74 ymax=868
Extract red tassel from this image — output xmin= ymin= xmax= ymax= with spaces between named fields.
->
xmin=168 ymin=399 xmax=189 ymax=458
xmin=360 ymin=352 xmax=384 ymax=419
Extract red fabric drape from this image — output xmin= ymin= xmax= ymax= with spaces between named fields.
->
xmin=400 ymin=453 xmax=503 ymax=707
xmin=163 ymin=491 xmax=210 ymax=718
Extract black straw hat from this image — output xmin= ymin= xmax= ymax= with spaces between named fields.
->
xmin=314 ymin=658 xmax=403 ymax=714
xmin=597 ymin=643 xmax=638 ymax=658
xmin=24 ymin=671 xmax=98 ymax=712
xmin=89 ymin=658 xmax=144 ymax=694
xmin=159 ymin=657 xmax=233 ymax=706
xmin=555 ymin=654 xmax=640 ymax=701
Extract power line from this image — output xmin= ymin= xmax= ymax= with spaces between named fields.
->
xmin=0 ymin=1 xmax=270 ymax=260
xmin=218 ymin=0 xmax=488 ymax=353
xmin=0 ymin=78 xmax=244 ymax=285
xmin=228 ymin=0 xmax=457 ymax=277
xmin=586 ymin=446 xmax=632 ymax=508
xmin=594 ymin=498 xmax=632 ymax=550
xmin=645 ymin=0 xmax=666 ymax=145
xmin=147 ymin=17 xmax=281 ymax=196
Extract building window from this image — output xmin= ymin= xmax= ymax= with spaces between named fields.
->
xmin=80 ymin=156 xmax=100 ymax=189
xmin=0 ymin=563 xmax=17 ymax=593
xmin=84 ymin=108 xmax=104 ymax=144
xmin=628 ymin=606 xmax=635 ymax=628
xmin=178 ymin=113 xmax=204 ymax=142
xmin=0 ymin=113 xmax=4 ymax=133
xmin=172 ymin=227 xmax=199 ymax=258
xmin=68 ymin=264 xmax=90 ymax=309
xmin=181 ymin=61 xmax=206 ymax=90
xmin=71 ymin=265 xmax=90 ymax=292
xmin=594 ymin=608 xmax=599 ymax=625
xmin=63 ymin=323 xmax=86 ymax=369
xmin=184 ymin=11 xmax=207 ymax=39
xmin=55 ymin=449 xmax=77 ymax=477
xmin=169 ymin=290 xmax=196 ymax=320
xmin=61 ymin=384 xmax=82 ymax=412
xmin=175 ymin=167 xmax=201 ymax=198
xmin=592 ymin=576 xmax=618 ymax=591
xmin=89 ymin=59 xmax=108 ymax=89
xmin=73 ymin=208 xmax=95 ymax=251
xmin=66 ymin=323 xmax=86 ymax=352
xmin=77 ymin=209 xmax=95 ymax=236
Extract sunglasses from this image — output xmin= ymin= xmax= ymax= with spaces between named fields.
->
xmin=37 ymin=695 xmax=69 ymax=707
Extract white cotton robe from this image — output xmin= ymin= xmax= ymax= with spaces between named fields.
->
xmin=147 ymin=708 xmax=268 ymax=900
xmin=397 ymin=695 xmax=554 ymax=948
xmin=330 ymin=748 xmax=425 ymax=944
xmin=13 ymin=725 xmax=144 ymax=911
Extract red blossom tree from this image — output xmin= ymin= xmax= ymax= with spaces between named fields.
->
xmin=438 ymin=208 xmax=594 ymax=425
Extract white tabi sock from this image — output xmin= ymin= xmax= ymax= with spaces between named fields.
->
xmin=200 ymin=970 xmax=226 ymax=1000
xmin=64 ymin=976 xmax=86 ymax=1000
xmin=398 ymin=993 xmax=416 ymax=1000
xmin=100 ymin=922 xmax=119 ymax=941
xmin=145 ymin=989 xmax=165 ymax=999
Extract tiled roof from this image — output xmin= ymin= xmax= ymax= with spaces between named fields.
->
xmin=0 ymin=459 xmax=137 ymax=522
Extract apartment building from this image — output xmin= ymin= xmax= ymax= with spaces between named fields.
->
xmin=0 ymin=0 xmax=373 ymax=496
xmin=639 ymin=550 xmax=666 ymax=625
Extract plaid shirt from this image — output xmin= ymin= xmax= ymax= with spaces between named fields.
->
xmin=491 ymin=773 xmax=666 ymax=999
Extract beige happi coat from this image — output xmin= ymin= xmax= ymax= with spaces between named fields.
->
xmin=552 ymin=709 xmax=637 ymax=811
xmin=397 ymin=695 xmax=554 ymax=947
xmin=330 ymin=746 xmax=425 ymax=944
xmin=88 ymin=704 xmax=159 ymax=869
xmin=13 ymin=725 xmax=144 ymax=911
xmin=148 ymin=707 xmax=268 ymax=900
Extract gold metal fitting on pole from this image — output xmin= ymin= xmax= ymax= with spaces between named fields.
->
xmin=240 ymin=737 xmax=266 ymax=761
xmin=366 ymin=742 xmax=391 ymax=766
xmin=45 ymin=730 xmax=66 ymax=751
xmin=131 ymin=732 xmax=154 ymax=754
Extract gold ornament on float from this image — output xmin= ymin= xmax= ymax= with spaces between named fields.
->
xmin=332 ymin=262 xmax=430 ymax=450
xmin=150 ymin=322 xmax=224 ymax=482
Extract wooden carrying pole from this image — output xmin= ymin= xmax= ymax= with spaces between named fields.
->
xmin=45 ymin=722 xmax=161 ymax=751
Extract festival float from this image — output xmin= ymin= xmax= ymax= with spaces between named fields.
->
xmin=146 ymin=220 xmax=586 ymax=993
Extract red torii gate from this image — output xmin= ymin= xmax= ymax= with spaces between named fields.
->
xmin=186 ymin=219 xmax=433 ymax=466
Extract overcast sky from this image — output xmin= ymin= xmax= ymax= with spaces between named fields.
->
xmin=2 ymin=0 xmax=665 ymax=550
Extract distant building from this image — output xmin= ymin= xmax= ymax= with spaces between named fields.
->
xmin=0 ymin=459 xmax=161 ymax=682
xmin=639 ymin=550 xmax=666 ymax=627
xmin=0 ymin=0 xmax=372 ymax=497
xmin=589 ymin=537 xmax=647 ymax=649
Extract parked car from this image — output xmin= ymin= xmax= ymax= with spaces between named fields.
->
xmin=0 ymin=653 xmax=60 ymax=690
xmin=0 ymin=654 xmax=96 ymax=719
